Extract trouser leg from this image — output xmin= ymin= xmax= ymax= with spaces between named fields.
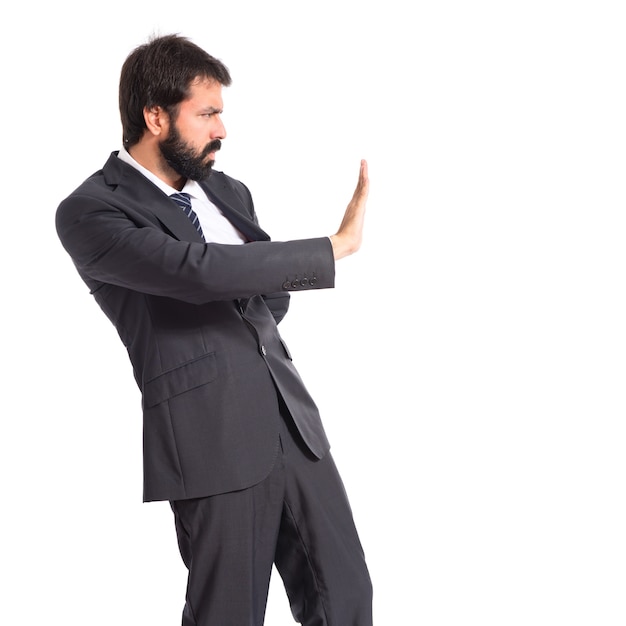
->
xmin=170 ymin=449 xmax=285 ymax=626
xmin=170 ymin=413 xmax=372 ymax=626
xmin=275 ymin=415 xmax=373 ymax=626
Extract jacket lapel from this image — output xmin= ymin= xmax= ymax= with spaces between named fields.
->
xmin=102 ymin=152 xmax=205 ymax=243
xmin=202 ymin=174 xmax=270 ymax=243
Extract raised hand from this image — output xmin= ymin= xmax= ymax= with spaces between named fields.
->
xmin=330 ymin=160 xmax=369 ymax=260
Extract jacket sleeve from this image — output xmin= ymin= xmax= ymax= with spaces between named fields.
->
xmin=262 ymin=291 xmax=291 ymax=324
xmin=55 ymin=193 xmax=335 ymax=305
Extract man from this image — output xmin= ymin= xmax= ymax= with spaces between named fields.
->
xmin=56 ymin=33 xmax=372 ymax=625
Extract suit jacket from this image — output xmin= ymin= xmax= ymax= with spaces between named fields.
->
xmin=56 ymin=152 xmax=334 ymax=502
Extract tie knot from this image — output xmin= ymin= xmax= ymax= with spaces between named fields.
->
xmin=170 ymin=192 xmax=192 ymax=210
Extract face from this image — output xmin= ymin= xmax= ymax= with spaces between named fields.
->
xmin=159 ymin=78 xmax=227 ymax=181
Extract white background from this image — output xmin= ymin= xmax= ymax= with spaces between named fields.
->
xmin=2 ymin=1 xmax=625 ymax=624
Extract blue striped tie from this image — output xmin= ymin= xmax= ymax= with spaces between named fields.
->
xmin=170 ymin=192 xmax=205 ymax=241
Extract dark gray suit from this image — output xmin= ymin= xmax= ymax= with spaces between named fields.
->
xmin=56 ymin=152 xmax=334 ymax=502
xmin=56 ymin=153 xmax=372 ymax=624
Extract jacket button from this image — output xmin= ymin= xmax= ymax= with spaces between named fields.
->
xmin=260 ymin=345 xmax=267 ymax=356
xmin=291 ymin=280 xmax=299 ymax=288
xmin=309 ymin=277 xmax=317 ymax=286
xmin=282 ymin=281 xmax=291 ymax=289
xmin=301 ymin=277 xmax=309 ymax=286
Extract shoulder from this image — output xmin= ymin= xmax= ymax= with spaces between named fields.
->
xmin=57 ymin=152 xmax=123 ymax=209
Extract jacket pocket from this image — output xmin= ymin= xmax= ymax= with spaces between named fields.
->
xmin=143 ymin=353 xmax=218 ymax=408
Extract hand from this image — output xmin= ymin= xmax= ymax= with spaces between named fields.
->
xmin=330 ymin=160 xmax=369 ymax=260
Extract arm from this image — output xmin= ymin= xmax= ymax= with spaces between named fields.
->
xmin=56 ymin=195 xmax=334 ymax=305
xmin=262 ymin=291 xmax=290 ymax=324
xmin=56 ymin=160 xmax=368 ymax=306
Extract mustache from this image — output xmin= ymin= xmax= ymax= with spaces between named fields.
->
xmin=201 ymin=139 xmax=222 ymax=157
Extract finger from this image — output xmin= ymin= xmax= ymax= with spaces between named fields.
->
xmin=360 ymin=159 xmax=368 ymax=180
xmin=356 ymin=160 xmax=369 ymax=197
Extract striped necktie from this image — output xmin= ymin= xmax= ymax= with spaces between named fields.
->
xmin=170 ymin=192 xmax=205 ymax=241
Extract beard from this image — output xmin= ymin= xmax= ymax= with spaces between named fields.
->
xmin=159 ymin=124 xmax=221 ymax=181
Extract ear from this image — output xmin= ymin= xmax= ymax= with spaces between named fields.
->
xmin=143 ymin=105 xmax=170 ymax=138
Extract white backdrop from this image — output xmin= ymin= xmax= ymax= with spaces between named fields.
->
xmin=2 ymin=1 xmax=625 ymax=624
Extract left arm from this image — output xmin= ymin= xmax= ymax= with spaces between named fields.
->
xmin=262 ymin=291 xmax=290 ymax=324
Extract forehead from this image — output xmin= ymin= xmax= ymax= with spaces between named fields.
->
xmin=183 ymin=77 xmax=224 ymax=107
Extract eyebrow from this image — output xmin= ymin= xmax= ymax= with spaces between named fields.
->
xmin=199 ymin=106 xmax=223 ymax=114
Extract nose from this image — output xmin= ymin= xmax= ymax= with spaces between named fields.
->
xmin=213 ymin=115 xmax=226 ymax=140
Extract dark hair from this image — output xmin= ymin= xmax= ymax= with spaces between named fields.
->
xmin=119 ymin=34 xmax=232 ymax=147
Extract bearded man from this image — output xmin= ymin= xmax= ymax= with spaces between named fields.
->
xmin=56 ymin=33 xmax=372 ymax=626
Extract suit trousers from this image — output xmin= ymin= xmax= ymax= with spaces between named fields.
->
xmin=170 ymin=411 xmax=373 ymax=626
